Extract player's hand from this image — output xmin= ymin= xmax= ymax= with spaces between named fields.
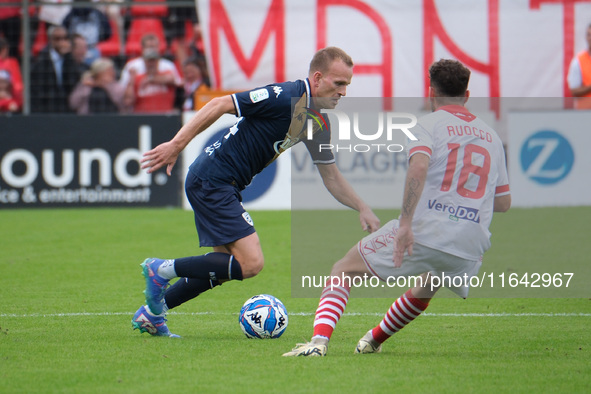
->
xmin=359 ymin=207 xmax=381 ymax=233
xmin=393 ymin=225 xmax=413 ymax=268
xmin=141 ymin=141 xmax=179 ymax=176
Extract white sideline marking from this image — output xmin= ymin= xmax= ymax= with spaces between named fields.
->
xmin=1 ymin=312 xmax=590 ymax=318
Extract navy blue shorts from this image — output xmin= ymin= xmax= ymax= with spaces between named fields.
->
xmin=185 ymin=171 xmax=256 ymax=247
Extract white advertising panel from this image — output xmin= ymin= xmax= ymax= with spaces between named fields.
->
xmin=508 ymin=111 xmax=591 ymax=207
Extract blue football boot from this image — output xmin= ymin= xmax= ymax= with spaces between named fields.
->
xmin=132 ymin=305 xmax=180 ymax=338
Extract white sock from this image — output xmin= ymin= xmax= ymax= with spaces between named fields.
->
xmin=311 ymin=335 xmax=329 ymax=345
xmin=157 ymin=259 xmax=177 ymax=280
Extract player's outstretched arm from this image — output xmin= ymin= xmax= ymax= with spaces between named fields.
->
xmin=394 ymin=153 xmax=429 ymax=267
xmin=141 ymin=95 xmax=236 ymax=175
xmin=316 ymin=163 xmax=381 ymax=233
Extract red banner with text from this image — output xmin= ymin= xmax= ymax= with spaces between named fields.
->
xmin=196 ymin=0 xmax=591 ymax=102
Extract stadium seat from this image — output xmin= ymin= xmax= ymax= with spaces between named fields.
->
xmin=124 ymin=18 xmax=167 ymax=57
xmin=96 ymin=18 xmax=121 ymax=57
xmin=129 ymin=0 xmax=168 ymax=18
xmin=32 ymin=21 xmax=48 ymax=56
xmin=20 ymin=20 xmax=48 ymax=57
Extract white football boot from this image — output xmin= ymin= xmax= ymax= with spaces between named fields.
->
xmin=354 ymin=330 xmax=382 ymax=354
xmin=282 ymin=342 xmax=327 ymax=357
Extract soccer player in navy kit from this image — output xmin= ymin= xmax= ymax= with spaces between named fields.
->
xmin=132 ymin=47 xmax=381 ymax=337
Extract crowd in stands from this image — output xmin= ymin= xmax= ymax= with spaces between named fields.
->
xmin=0 ymin=36 xmax=21 ymax=112
xmin=0 ymin=0 xmax=210 ymax=114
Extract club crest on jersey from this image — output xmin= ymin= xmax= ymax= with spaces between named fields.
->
xmin=242 ymin=212 xmax=254 ymax=226
xmin=249 ymin=88 xmax=269 ymax=103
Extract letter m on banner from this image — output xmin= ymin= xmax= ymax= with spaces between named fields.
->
xmin=204 ymin=0 xmax=285 ymax=88
xmin=423 ymin=0 xmax=500 ymax=115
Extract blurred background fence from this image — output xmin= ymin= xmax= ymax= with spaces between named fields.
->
xmin=2 ymin=1 xmax=590 ymax=209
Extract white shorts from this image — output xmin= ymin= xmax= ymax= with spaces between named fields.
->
xmin=357 ymin=220 xmax=482 ymax=298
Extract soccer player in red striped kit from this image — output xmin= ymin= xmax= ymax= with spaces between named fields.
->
xmin=284 ymin=59 xmax=511 ymax=357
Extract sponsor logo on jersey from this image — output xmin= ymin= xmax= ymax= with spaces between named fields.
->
xmin=249 ymin=88 xmax=269 ymax=103
xmin=428 ymin=199 xmax=480 ymax=223
xmin=272 ymin=86 xmax=283 ymax=98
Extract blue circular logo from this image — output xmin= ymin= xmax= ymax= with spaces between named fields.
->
xmin=204 ymin=129 xmax=277 ymax=203
xmin=520 ymin=130 xmax=574 ymax=185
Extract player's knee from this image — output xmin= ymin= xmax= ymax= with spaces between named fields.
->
xmin=330 ymin=259 xmax=347 ymax=276
xmin=412 ymin=273 xmax=439 ymax=300
xmin=330 ymin=246 xmax=362 ymax=276
xmin=240 ymin=256 xmax=264 ymax=279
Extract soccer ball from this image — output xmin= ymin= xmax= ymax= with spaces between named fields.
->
xmin=239 ymin=294 xmax=288 ymax=339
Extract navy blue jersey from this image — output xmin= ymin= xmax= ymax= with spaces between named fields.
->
xmin=189 ymin=78 xmax=335 ymax=190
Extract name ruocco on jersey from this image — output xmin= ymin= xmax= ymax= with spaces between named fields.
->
xmin=313 ymin=110 xmax=418 ymax=153
xmin=427 ymin=199 xmax=481 ymax=223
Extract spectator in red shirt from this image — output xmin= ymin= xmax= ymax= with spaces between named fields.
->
xmin=120 ymin=33 xmax=181 ymax=88
xmin=0 ymin=36 xmax=22 ymax=106
xmin=124 ymin=48 xmax=178 ymax=113
xmin=0 ymin=69 xmax=19 ymax=112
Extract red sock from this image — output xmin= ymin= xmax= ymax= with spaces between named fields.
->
xmin=312 ymin=283 xmax=351 ymax=340
xmin=371 ymin=289 xmax=429 ymax=344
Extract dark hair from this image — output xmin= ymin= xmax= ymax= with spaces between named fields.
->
xmin=0 ymin=37 xmax=8 ymax=51
xmin=309 ymin=47 xmax=353 ymax=75
xmin=71 ymin=33 xmax=85 ymax=45
xmin=183 ymin=56 xmax=201 ymax=68
xmin=429 ymin=59 xmax=471 ymax=97
xmin=48 ymin=25 xmax=68 ymax=39
xmin=141 ymin=33 xmax=158 ymax=48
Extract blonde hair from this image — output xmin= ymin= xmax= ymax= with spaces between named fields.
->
xmin=90 ymin=58 xmax=114 ymax=77
xmin=309 ymin=47 xmax=353 ymax=75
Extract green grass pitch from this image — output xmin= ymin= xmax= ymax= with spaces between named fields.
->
xmin=0 ymin=207 xmax=589 ymax=393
